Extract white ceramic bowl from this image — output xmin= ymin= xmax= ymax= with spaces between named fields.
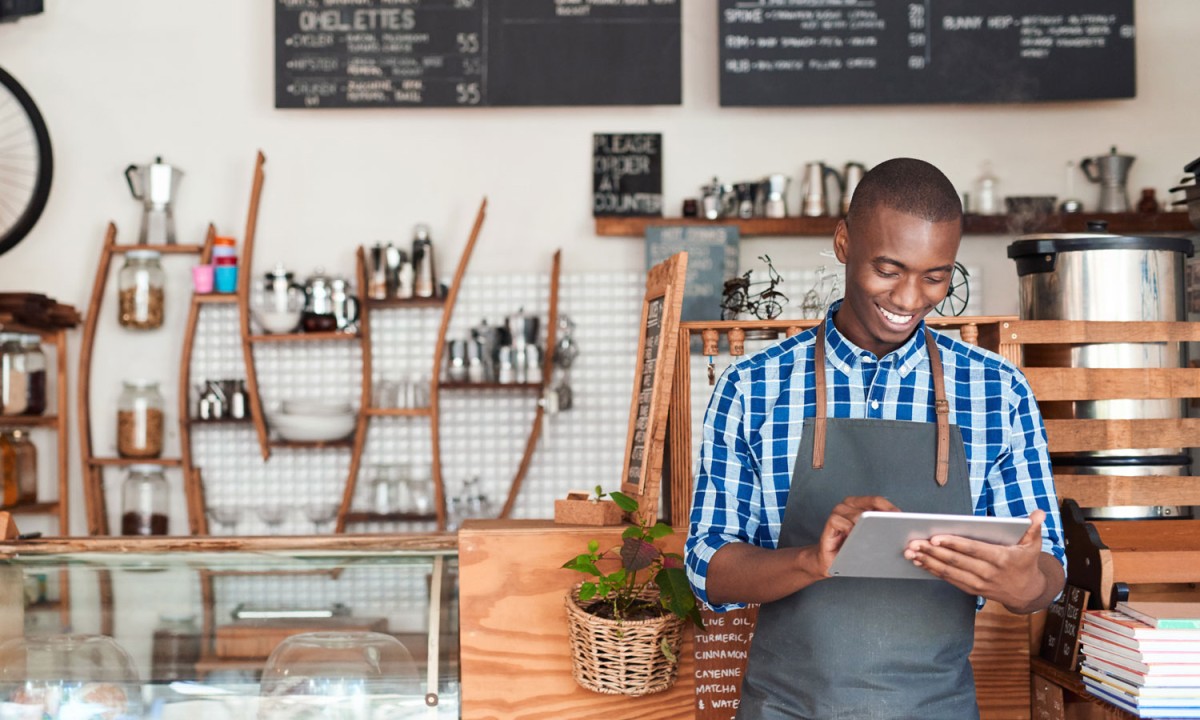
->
xmin=280 ymin=399 xmax=354 ymax=416
xmin=252 ymin=307 xmax=303 ymax=335
xmin=270 ymin=411 xmax=357 ymax=442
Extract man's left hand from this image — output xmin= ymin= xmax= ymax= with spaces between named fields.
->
xmin=903 ymin=510 xmax=1060 ymax=613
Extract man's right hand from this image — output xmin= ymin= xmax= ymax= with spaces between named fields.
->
xmin=815 ymin=496 xmax=901 ymax=577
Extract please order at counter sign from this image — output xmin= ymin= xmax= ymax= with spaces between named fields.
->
xmin=593 ymin=133 xmax=663 ymax=217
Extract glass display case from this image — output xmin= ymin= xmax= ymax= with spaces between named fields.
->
xmin=0 ymin=532 xmax=459 ymax=719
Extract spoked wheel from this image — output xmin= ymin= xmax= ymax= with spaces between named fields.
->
xmin=935 ymin=262 xmax=971 ymax=316
xmin=721 ymin=288 xmax=747 ymax=320
xmin=0 ymin=66 xmax=53 ymax=257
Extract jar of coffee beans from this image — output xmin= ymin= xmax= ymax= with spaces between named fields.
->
xmin=117 ymin=379 xmax=165 ymax=458
xmin=118 ymin=250 xmax=166 ymax=329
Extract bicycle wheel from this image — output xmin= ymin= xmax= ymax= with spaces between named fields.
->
xmin=935 ymin=263 xmax=971 ymax=317
xmin=0 ymin=66 xmax=53 ymax=257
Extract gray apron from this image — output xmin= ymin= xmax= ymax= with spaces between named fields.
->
xmin=738 ymin=323 xmax=979 ymax=720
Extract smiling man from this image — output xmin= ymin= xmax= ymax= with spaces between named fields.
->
xmin=685 ymin=158 xmax=1065 ymax=720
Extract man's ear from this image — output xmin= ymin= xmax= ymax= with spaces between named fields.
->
xmin=833 ymin=220 xmax=850 ymax=264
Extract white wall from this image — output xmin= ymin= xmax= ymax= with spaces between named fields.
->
xmin=1 ymin=1 xmax=1197 ymax=534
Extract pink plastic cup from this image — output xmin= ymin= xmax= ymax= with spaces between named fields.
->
xmin=192 ymin=264 xmax=215 ymax=294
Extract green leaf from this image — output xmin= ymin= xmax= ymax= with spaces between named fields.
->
xmin=621 ymin=526 xmax=642 ymax=540
xmin=647 ymin=522 xmax=674 ymax=540
xmin=579 ymin=583 xmax=598 ymax=602
xmin=609 ymin=491 xmax=638 ymax=513
xmin=593 ymin=485 xmax=606 ymax=500
xmin=587 ymin=539 xmax=599 ymax=553
xmin=621 ymin=537 xmax=659 ymax=573
xmin=660 ymin=638 xmax=677 ymax=664
xmin=655 ymin=567 xmax=702 ymax=628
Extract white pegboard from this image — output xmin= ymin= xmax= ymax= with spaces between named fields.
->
xmin=187 ymin=260 xmax=982 ymax=532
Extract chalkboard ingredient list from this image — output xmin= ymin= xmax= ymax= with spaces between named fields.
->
xmin=719 ymin=0 xmax=1135 ymax=106
xmin=276 ymin=0 xmax=681 ymax=108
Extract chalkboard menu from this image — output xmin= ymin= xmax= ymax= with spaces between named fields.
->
xmin=718 ymin=0 xmax=1135 ymax=106
xmin=276 ymin=0 xmax=681 ymax=108
xmin=694 ymin=606 xmax=758 ymax=720
xmin=622 ymin=252 xmax=687 ymax=509
xmin=645 ymin=225 xmax=739 ymax=323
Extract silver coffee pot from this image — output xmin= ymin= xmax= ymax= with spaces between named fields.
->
xmin=761 ymin=174 xmax=789 ymax=218
xmin=329 ymin=277 xmax=360 ymax=332
xmin=840 ymin=162 xmax=867 ymax=215
xmin=801 ymin=162 xmax=840 ymax=217
xmin=125 ymin=156 xmax=183 ymax=245
xmin=1081 ymin=146 xmax=1135 ymax=213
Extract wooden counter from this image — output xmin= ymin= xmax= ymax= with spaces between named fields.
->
xmin=458 ymin=519 xmax=695 ymax=720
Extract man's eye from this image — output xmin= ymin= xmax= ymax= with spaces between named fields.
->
xmin=925 ymin=275 xmax=947 ymax=284
xmin=876 ymin=269 xmax=899 ymax=278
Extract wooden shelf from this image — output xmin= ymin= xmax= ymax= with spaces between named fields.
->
xmin=88 ymin=457 xmax=182 ymax=468
xmin=344 ymin=511 xmax=438 ymax=524
xmin=440 ymin=381 xmax=543 ymax=391
xmin=25 ymin=599 xmax=63 ymax=612
xmin=365 ymin=297 xmax=446 ymax=308
xmin=267 ymin=438 xmax=354 ymax=450
xmin=193 ymin=293 xmax=238 ymax=304
xmin=111 ymin=244 xmax=205 ymax=254
xmin=2 ymin=501 xmax=59 ymax=515
xmin=363 ymin=407 xmax=433 ymax=417
xmin=0 ymin=415 xmax=58 ymax=427
xmin=594 ymin=211 xmax=1195 ymax=238
xmin=247 ymin=331 xmax=361 ymax=343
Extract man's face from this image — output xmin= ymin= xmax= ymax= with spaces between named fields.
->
xmin=832 ymin=204 xmax=961 ymax=357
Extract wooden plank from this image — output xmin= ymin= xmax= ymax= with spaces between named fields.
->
xmin=1055 ymin=474 xmax=1200 ymax=508
xmin=180 ymin=225 xmax=217 ymax=536
xmin=335 ymin=247 xmax=372 ymax=536
xmin=247 ymin=331 xmax=360 ymax=343
xmin=1087 ymin=519 xmax=1200 ymax=552
xmin=1111 ymin=551 xmax=1200 ymax=584
xmin=1000 ymin=320 xmax=1200 ymax=345
xmin=0 ymin=533 xmax=457 ymax=557
xmin=970 ymin=602 xmax=1031 ymax=720
xmin=79 ymin=223 xmax=118 ymax=534
xmin=88 ymin=457 xmax=182 ymax=467
xmin=1043 ymin=418 xmax=1200 ymax=453
xmin=1024 ymin=367 xmax=1200 ymax=401
xmin=458 ymin=520 xmax=694 ymax=720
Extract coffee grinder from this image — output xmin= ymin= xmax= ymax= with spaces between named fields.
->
xmin=125 ymin=156 xmax=184 ymax=245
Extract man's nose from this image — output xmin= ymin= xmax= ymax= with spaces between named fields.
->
xmin=891 ymin=275 xmax=923 ymax=311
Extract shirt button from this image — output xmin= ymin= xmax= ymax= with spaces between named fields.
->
xmin=870 ymin=400 xmax=880 ymax=410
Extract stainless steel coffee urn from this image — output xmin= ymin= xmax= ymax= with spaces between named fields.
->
xmin=1007 ymin=221 xmax=1195 ymax=519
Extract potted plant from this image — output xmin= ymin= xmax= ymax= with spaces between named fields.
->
xmin=561 ymin=491 xmax=704 ymax=697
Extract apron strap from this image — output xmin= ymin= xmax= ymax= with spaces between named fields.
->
xmin=925 ymin=327 xmax=951 ymax=487
xmin=811 ymin=321 xmax=950 ymax=486
xmin=812 ymin=322 xmax=828 ymax=469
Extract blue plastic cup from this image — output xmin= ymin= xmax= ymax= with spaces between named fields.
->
xmin=214 ymin=265 xmax=238 ymax=293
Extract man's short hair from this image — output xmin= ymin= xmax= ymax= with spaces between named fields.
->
xmin=846 ymin=158 xmax=962 ymax=231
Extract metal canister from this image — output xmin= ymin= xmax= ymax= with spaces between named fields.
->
xmin=1007 ymin=225 xmax=1194 ymax=456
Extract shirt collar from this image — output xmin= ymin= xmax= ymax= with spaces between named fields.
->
xmin=822 ymin=299 xmax=930 ymax=377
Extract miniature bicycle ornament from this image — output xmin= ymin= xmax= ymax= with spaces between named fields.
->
xmin=720 ymin=254 xmax=788 ymax=321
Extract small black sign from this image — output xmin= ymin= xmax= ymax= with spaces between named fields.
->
xmin=718 ymin=0 xmax=1135 ymax=106
xmin=593 ymin=133 xmax=663 ymax=217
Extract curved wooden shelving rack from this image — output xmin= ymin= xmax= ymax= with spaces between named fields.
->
xmin=77 ymin=223 xmax=204 ymax=535
xmin=178 ymin=226 xmax=222 ymax=536
xmin=497 ymin=249 xmax=561 ymax=518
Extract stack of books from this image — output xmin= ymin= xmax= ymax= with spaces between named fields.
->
xmin=1079 ymin=602 xmax=1200 ymax=718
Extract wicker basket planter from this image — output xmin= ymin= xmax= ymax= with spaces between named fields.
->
xmin=564 ymin=582 xmax=687 ymax=697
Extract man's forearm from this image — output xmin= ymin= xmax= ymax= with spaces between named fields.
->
xmin=705 ymin=541 xmax=827 ymax=606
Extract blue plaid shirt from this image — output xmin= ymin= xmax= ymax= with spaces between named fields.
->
xmin=686 ymin=301 xmax=1066 ymax=611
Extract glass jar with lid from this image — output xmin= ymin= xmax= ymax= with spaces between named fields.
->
xmin=117 ymin=379 xmax=165 ymax=458
xmin=10 ymin=429 xmax=36 ymax=504
xmin=18 ymin=334 xmax=46 ymax=415
xmin=151 ymin=613 xmax=201 ymax=682
xmin=0 ymin=333 xmax=28 ymax=416
xmin=118 ymin=249 xmax=166 ymax=329
xmin=121 ymin=464 xmax=169 ymax=536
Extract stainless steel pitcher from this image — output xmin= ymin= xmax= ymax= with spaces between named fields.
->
xmin=125 ymin=156 xmax=183 ymax=245
xmin=801 ymin=162 xmax=840 ymax=217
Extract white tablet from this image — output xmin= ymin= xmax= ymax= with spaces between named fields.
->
xmin=827 ymin=511 xmax=1031 ymax=581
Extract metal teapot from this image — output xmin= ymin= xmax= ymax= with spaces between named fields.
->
xmin=1081 ymin=146 xmax=1135 ymax=213
xmin=125 ymin=156 xmax=184 ymax=245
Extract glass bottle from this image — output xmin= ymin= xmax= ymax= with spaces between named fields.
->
xmin=118 ymin=250 xmax=166 ymax=329
xmin=0 ymin=333 xmax=29 ymax=416
xmin=10 ymin=428 xmax=36 ymax=504
xmin=974 ymin=163 xmax=1000 ymax=216
xmin=121 ymin=464 xmax=169 ymax=535
xmin=18 ymin=334 xmax=46 ymax=416
xmin=1137 ymin=187 xmax=1160 ymax=214
xmin=0 ymin=430 xmax=16 ymax=508
xmin=151 ymin=613 xmax=201 ymax=682
xmin=117 ymin=379 xmax=165 ymax=458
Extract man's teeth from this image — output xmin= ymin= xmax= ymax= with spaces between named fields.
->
xmin=880 ymin=307 xmax=913 ymax=324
